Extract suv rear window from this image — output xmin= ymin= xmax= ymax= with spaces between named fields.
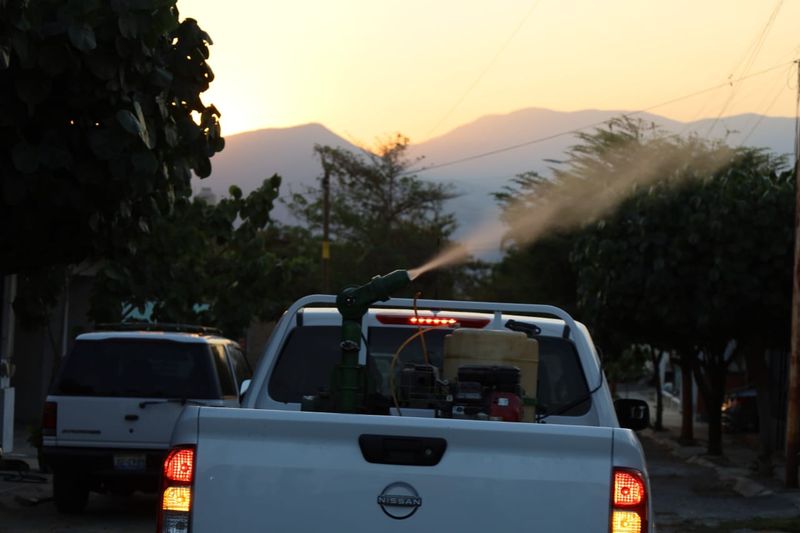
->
xmin=53 ymin=339 xmax=220 ymax=399
xmin=268 ymin=326 xmax=590 ymax=416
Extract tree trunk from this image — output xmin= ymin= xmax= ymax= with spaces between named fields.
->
xmin=680 ymin=354 xmax=695 ymax=444
xmin=651 ymin=351 xmax=664 ymax=430
xmin=692 ymin=354 xmax=726 ymax=456
xmin=744 ymin=346 xmax=774 ymax=475
xmin=706 ymin=397 xmax=724 ymax=455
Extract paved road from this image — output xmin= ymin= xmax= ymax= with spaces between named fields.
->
xmin=641 ymin=432 xmax=800 ymax=532
xmin=0 ymin=473 xmax=153 ymax=533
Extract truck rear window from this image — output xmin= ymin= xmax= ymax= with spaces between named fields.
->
xmin=268 ymin=326 xmax=590 ymax=416
xmin=53 ymin=339 xmax=220 ymax=399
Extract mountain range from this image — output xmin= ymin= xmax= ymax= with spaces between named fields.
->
xmin=194 ymin=108 xmax=796 ymax=253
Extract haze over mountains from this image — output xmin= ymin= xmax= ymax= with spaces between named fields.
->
xmin=196 ymin=107 xmax=795 ymax=255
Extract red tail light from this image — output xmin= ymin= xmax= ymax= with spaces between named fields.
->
xmin=613 ymin=470 xmax=645 ymax=506
xmin=164 ymin=448 xmax=195 ymax=483
xmin=611 ymin=468 xmax=648 ymax=533
xmin=158 ymin=446 xmax=196 ymax=533
xmin=42 ymin=401 xmax=57 ymax=437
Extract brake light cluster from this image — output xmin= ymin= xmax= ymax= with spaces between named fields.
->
xmin=409 ymin=316 xmax=457 ymax=326
xmin=611 ymin=468 xmax=648 ymax=533
xmin=376 ymin=314 xmax=490 ymax=328
xmin=158 ymin=446 xmax=195 ymax=533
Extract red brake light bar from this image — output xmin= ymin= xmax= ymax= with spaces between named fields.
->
xmin=376 ymin=314 xmax=490 ymax=328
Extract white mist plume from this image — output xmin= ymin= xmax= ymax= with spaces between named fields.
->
xmin=410 ymin=125 xmax=735 ymax=279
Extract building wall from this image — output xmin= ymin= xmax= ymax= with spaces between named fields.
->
xmin=11 ymin=275 xmax=94 ymax=426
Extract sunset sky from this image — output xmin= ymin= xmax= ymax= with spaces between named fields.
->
xmin=180 ymin=0 xmax=800 ymax=145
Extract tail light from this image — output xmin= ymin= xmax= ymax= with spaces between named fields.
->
xmin=42 ymin=401 xmax=57 ymax=437
xmin=610 ymin=468 xmax=648 ymax=533
xmin=158 ymin=446 xmax=196 ymax=533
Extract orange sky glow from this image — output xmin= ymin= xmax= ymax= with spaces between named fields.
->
xmin=179 ymin=0 xmax=800 ymax=144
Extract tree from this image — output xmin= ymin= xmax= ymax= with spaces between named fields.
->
xmin=0 ymin=0 xmax=223 ymax=274
xmin=569 ymin=124 xmax=792 ymax=455
xmin=486 ymin=117 xmax=792 ymax=455
xmin=89 ymin=176 xmax=315 ymax=338
xmin=289 ymin=134 xmax=462 ymax=296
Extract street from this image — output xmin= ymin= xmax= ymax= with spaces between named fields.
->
xmin=0 ymin=478 xmax=153 ymax=533
xmin=641 ymin=431 xmax=800 ymax=532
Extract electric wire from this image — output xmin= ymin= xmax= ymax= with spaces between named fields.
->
xmin=682 ymin=8 xmax=779 ymax=132
xmin=424 ymin=0 xmax=542 ymax=139
xmin=704 ymin=0 xmax=784 ymax=138
xmin=389 ymin=326 xmax=436 ymax=416
xmin=536 ymin=366 xmax=604 ymax=422
xmin=412 ymin=291 xmax=430 ymax=365
xmin=739 ymin=1 xmax=784 ymax=82
xmin=405 ymin=60 xmax=795 ymax=177
xmin=739 ymin=63 xmax=794 ymax=147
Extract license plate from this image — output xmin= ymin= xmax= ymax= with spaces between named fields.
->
xmin=113 ymin=454 xmax=146 ymax=471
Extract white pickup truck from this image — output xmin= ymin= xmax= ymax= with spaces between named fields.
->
xmin=159 ymin=283 xmax=653 ymax=533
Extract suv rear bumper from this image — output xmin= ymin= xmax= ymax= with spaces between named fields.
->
xmin=42 ymin=446 xmax=168 ymax=492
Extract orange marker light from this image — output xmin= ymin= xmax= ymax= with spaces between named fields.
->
xmin=614 ymin=470 xmax=645 ymax=506
xmin=611 ymin=510 xmax=642 ymax=533
xmin=162 ymin=486 xmax=192 ymax=512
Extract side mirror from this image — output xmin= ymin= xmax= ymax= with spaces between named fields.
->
xmin=239 ymin=379 xmax=252 ymax=399
xmin=614 ymin=398 xmax=650 ymax=431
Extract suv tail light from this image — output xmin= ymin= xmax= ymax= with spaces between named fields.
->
xmin=610 ymin=468 xmax=648 ymax=533
xmin=158 ymin=446 xmax=196 ymax=533
xmin=42 ymin=401 xmax=57 ymax=437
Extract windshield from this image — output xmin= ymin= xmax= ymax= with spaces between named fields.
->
xmin=53 ymin=339 xmax=220 ymax=399
xmin=269 ymin=325 xmax=590 ymax=416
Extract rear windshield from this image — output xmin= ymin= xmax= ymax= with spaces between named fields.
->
xmin=53 ymin=339 xmax=220 ymax=399
xmin=269 ymin=326 xmax=590 ymax=416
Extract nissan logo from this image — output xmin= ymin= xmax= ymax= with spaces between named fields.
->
xmin=376 ymin=482 xmax=422 ymax=520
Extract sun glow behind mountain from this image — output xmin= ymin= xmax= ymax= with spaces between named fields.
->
xmin=181 ymin=0 xmax=800 ymax=143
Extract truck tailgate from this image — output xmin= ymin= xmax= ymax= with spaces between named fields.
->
xmin=190 ymin=408 xmax=614 ymax=532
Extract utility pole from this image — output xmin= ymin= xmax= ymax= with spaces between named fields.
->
xmin=321 ymin=157 xmax=331 ymax=293
xmin=786 ymin=59 xmax=800 ymax=488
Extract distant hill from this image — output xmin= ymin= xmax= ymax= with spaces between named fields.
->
xmin=195 ymin=108 xmax=795 ymax=255
xmin=193 ymin=123 xmax=361 ymax=222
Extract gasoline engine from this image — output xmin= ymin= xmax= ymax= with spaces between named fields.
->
xmin=395 ymin=327 xmax=538 ymax=422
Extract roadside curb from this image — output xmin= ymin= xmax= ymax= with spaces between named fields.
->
xmin=640 ymin=428 xmax=776 ymax=499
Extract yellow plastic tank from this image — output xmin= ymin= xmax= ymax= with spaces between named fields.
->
xmin=443 ymin=328 xmax=539 ymax=421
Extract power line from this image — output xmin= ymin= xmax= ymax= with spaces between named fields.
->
xmin=424 ymin=0 xmax=541 ymax=139
xmin=408 ymin=60 xmax=795 ymax=176
xmin=705 ymin=0 xmax=784 ymax=137
xmin=739 ymin=64 xmax=793 ymax=146
xmin=739 ymin=1 xmax=784 ymax=79
xmin=739 ymin=60 xmax=792 ymax=146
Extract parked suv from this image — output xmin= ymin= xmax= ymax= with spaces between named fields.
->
xmin=41 ymin=324 xmax=251 ymax=513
